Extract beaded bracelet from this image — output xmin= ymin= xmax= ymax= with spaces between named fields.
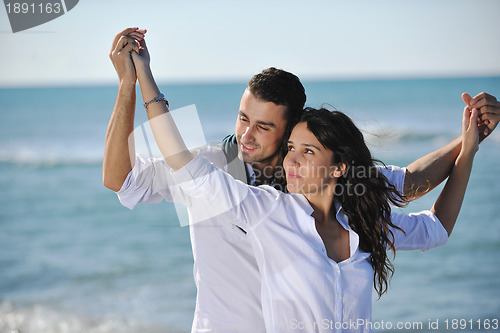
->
xmin=144 ymin=93 xmax=169 ymax=111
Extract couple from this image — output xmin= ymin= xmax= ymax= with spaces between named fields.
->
xmin=103 ymin=28 xmax=500 ymax=332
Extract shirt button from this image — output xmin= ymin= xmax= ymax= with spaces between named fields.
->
xmin=334 ymin=266 xmax=340 ymax=272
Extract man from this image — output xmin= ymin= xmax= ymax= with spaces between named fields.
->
xmin=103 ymin=27 xmax=500 ymax=332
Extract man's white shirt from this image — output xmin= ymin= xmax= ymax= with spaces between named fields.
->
xmin=118 ymin=146 xmax=265 ymax=333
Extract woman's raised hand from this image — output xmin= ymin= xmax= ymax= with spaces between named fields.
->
xmin=460 ymin=105 xmax=480 ymax=159
xmin=131 ymin=37 xmax=151 ymax=72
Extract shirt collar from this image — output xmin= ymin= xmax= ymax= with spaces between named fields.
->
xmin=291 ymin=193 xmax=315 ymax=217
xmin=333 ymin=199 xmax=361 ymax=258
xmin=245 ymin=162 xmax=256 ymax=186
xmin=333 ymin=199 xmax=351 ymax=230
xmin=245 ymin=162 xmax=277 ymax=187
xmin=297 ymin=196 xmax=361 ymax=261
xmin=334 ymin=199 xmax=345 ymax=219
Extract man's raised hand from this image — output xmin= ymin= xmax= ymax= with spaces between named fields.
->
xmin=109 ymin=27 xmax=147 ymax=84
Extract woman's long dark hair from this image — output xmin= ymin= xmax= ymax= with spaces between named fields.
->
xmin=300 ymin=107 xmax=407 ymax=297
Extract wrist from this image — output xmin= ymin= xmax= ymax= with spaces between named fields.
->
xmin=135 ymin=60 xmax=151 ymax=76
xmin=456 ymin=150 xmax=475 ymax=166
xmin=119 ymin=77 xmax=136 ymax=89
xmin=136 ymin=66 xmax=154 ymax=87
xmin=136 ymin=67 xmax=160 ymax=104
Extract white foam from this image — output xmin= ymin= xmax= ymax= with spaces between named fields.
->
xmin=0 ymin=141 xmax=103 ymax=166
xmin=0 ymin=301 xmax=175 ymax=333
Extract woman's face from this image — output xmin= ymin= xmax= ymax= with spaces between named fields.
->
xmin=284 ymin=122 xmax=339 ymax=195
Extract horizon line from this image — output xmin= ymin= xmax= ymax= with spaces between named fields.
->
xmin=1 ymin=74 xmax=499 ymax=90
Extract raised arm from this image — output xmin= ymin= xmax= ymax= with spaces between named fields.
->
xmin=404 ymin=92 xmax=499 ymax=200
xmin=103 ymin=27 xmax=146 ymax=192
xmin=430 ymin=107 xmax=479 ymax=236
xmin=131 ymin=39 xmax=195 ymax=171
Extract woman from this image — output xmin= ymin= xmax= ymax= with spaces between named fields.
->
xmin=132 ymin=43 xmax=478 ymax=332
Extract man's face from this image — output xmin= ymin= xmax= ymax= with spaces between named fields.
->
xmin=235 ymin=89 xmax=288 ymax=167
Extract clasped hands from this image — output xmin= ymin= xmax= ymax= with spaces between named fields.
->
xmin=109 ymin=27 xmax=149 ymax=84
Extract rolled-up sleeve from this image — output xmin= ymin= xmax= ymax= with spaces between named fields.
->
xmin=390 ymin=210 xmax=448 ymax=252
xmin=377 ymin=165 xmax=406 ymax=198
xmin=171 ymin=154 xmax=279 ymax=228
xmin=116 ymin=154 xmax=183 ymax=210
xmin=116 ymin=146 xmax=229 ymax=210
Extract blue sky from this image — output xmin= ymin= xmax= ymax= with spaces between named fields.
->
xmin=1 ymin=0 xmax=499 ymax=87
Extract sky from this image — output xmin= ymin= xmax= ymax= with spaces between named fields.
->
xmin=1 ymin=0 xmax=499 ymax=87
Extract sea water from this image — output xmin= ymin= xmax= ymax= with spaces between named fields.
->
xmin=1 ymin=77 xmax=499 ymax=332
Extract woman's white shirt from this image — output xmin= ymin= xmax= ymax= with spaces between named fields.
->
xmin=170 ymin=154 xmax=448 ymax=333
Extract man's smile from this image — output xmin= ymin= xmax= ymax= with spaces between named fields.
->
xmin=240 ymin=143 xmax=258 ymax=152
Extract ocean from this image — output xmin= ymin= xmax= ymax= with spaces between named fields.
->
xmin=1 ymin=77 xmax=499 ymax=332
